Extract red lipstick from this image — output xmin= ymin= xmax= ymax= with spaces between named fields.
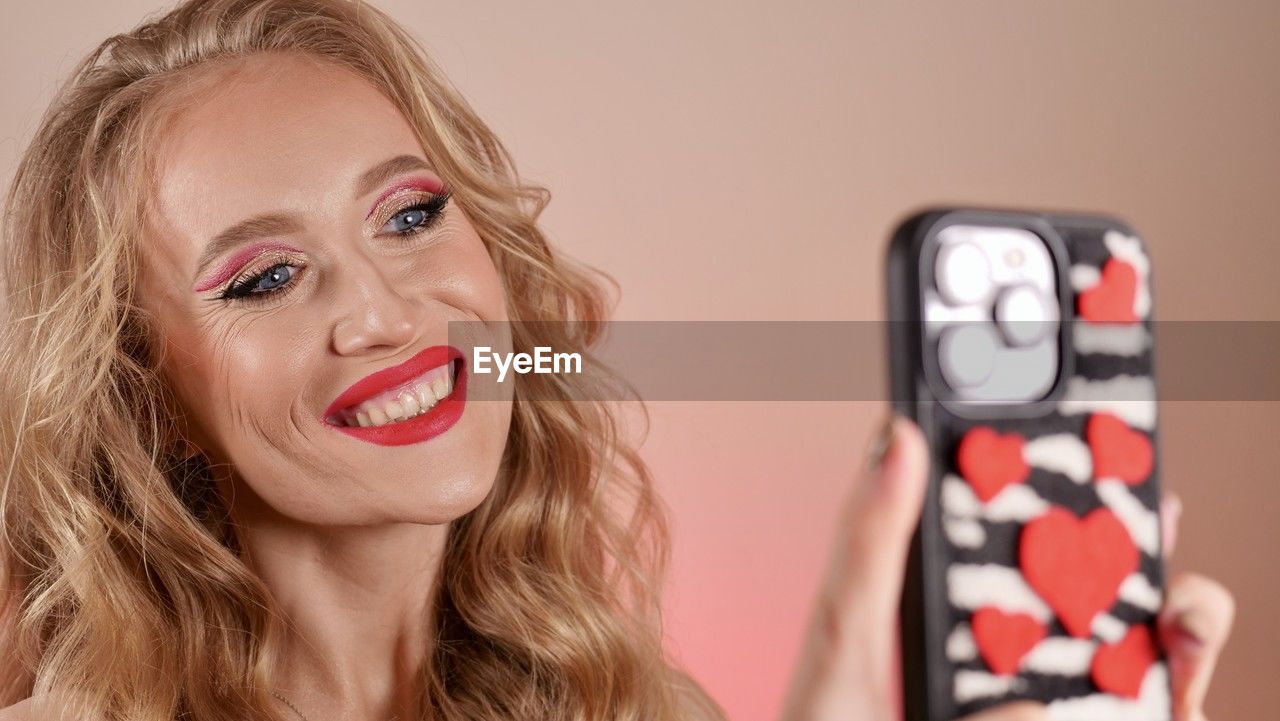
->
xmin=323 ymin=345 xmax=467 ymax=446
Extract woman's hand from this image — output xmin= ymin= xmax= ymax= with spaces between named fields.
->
xmin=778 ymin=414 xmax=1235 ymax=721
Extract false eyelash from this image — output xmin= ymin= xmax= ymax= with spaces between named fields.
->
xmin=217 ymin=260 xmax=303 ymax=304
xmin=383 ymin=191 xmax=452 ymax=236
xmin=215 ymin=192 xmax=453 ymax=305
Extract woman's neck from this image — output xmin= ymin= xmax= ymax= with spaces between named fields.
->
xmin=238 ymin=515 xmax=448 ymax=720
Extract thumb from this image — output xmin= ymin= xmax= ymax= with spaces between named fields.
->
xmin=823 ymin=413 xmax=929 ymax=692
xmin=826 ymin=413 xmax=929 ymax=629
xmin=779 ymin=412 xmax=931 ymax=721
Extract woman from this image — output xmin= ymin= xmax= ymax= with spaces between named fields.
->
xmin=0 ymin=1 xmax=1233 ymax=719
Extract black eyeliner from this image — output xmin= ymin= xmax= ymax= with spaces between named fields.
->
xmin=388 ymin=192 xmax=451 ymax=235
xmin=214 ymin=192 xmax=451 ymax=304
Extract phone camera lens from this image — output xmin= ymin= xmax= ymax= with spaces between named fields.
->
xmin=995 ymin=284 xmax=1055 ymax=346
xmin=935 ymin=242 xmax=992 ymax=305
xmin=939 ymin=323 xmax=998 ymax=388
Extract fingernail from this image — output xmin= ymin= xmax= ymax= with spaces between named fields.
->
xmin=864 ymin=411 xmax=898 ymax=475
xmin=1172 ymin=609 xmax=1210 ymax=650
xmin=1171 ymin=627 xmax=1206 ymax=655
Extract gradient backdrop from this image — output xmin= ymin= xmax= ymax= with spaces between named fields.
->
xmin=3 ymin=2 xmax=1277 ymax=719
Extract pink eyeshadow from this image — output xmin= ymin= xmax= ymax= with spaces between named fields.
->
xmin=194 ymin=241 xmax=303 ymax=293
xmin=365 ymin=177 xmax=447 ymax=220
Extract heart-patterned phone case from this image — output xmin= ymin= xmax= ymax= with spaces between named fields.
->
xmin=887 ymin=209 xmax=1169 ymax=721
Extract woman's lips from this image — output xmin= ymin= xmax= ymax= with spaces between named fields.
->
xmin=330 ymin=360 xmax=456 ymax=427
xmin=323 ymin=345 xmax=467 ymax=446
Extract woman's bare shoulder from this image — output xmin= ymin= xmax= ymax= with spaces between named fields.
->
xmin=0 ymin=698 xmax=34 ymax=720
xmin=0 ymin=697 xmax=79 ymax=721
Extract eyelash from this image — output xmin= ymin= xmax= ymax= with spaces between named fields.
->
xmin=216 ymin=192 xmax=453 ymax=304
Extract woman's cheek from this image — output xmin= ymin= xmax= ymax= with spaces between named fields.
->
xmin=430 ymin=214 xmax=509 ymax=324
xmin=185 ymin=314 xmax=309 ymax=442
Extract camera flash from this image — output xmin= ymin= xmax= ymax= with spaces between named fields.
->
xmin=1004 ymin=248 xmax=1025 ymax=268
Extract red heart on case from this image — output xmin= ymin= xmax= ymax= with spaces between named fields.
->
xmin=1019 ymin=506 xmax=1138 ymax=638
xmin=972 ymin=607 xmax=1048 ymax=676
xmin=957 ymin=427 xmax=1030 ymax=502
xmin=1078 ymin=258 xmax=1139 ymax=323
xmin=1087 ymin=412 xmax=1153 ymax=485
xmin=1091 ymin=624 xmax=1159 ymax=699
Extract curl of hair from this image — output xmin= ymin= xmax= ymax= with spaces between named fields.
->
xmin=0 ymin=1 xmax=725 ymax=719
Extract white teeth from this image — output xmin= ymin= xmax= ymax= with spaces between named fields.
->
xmin=430 ymin=373 xmax=451 ymax=401
xmin=416 ymin=385 xmax=435 ymax=410
xmin=336 ymin=360 xmax=459 ymax=428
xmin=400 ymin=392 xmax=421 ymax=417
xmin=385 ymin=398 xmax=405 ymax=421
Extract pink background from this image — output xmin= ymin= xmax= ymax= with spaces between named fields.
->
xmin=4 ymin=2 xmax=1278 ymax=719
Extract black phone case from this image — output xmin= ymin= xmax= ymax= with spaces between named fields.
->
xmin=886 ymin=208 xmax=1170 ymax=721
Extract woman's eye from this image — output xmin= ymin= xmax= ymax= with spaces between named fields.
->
xmin=253 ymin=264 xmax=293 ymax=292
xmin=388 ymin=207 xmax=430 ymax=234
xmin=380 ymin=193 xmax=450 ymax=236
xmin=220 ymin=263 xmax=296 ymax=301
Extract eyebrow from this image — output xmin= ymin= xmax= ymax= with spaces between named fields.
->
xmin=192 ymin=154 xmax=437 ymax=282
xmin=193 ymin=214 xmax=304 ymax=284
xmin=355 ymin=154 xmax=435 ymax=200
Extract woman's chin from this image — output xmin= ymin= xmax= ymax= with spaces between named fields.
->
xmin=386 ymin=473 xmax=498 ymax=525
xmin=324 ymin=403 xmax=510 ymax=525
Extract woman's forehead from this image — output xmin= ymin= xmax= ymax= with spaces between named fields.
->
xmin=142 ymin=53 xmax=424 ymax=272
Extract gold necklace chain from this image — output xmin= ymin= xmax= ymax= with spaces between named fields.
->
xmin=269 ymin=690 xmax=309 ymax=721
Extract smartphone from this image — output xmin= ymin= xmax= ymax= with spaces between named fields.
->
xmin=885 ymin=208 xmax=1170 ymax=721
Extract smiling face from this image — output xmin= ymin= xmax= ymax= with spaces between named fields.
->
xmin=137 ymin=53 xmax=513 ymax=526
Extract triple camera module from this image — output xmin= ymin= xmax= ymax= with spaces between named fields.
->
xmin=923 ymin=224 xmax=1062 ymax=403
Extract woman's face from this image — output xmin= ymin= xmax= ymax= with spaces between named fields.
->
xmin=138 ymin=53 xmax=512 ymax=526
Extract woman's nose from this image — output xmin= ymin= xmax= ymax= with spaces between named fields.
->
xmin=329 ymin=259 xmax=420 ymax=357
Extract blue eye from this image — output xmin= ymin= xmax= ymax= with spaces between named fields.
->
xmin=219 ymin=262 xmax=297 ymax=302
xmin=381 ymin=192 xmax=451 ymax=236
xmin=389 ymin=207 xmax=429 ymax=233
xmin=215 ymin=192 xmax=451 ymax=306
xmin=252 ymin=264 xmax=293 ymax=291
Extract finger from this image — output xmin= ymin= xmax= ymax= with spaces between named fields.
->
xmin=957 ymin=701 xmax=1049 ymax=721
xmin=809 ymin=412 xmax=928 ymax=699
xmin=828 ymin=414 xmax=928 ymax=627
xmin=778 ymin=413 xmax=930 ymax=721
xmin=1160 ymin=493 xmax=1182 ymax=559
xmin=1159 ymin=573 xmax=1235 ymax=721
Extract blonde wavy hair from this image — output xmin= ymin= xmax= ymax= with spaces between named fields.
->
xmin=0 ymin=1 xmax=724 ymax=719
